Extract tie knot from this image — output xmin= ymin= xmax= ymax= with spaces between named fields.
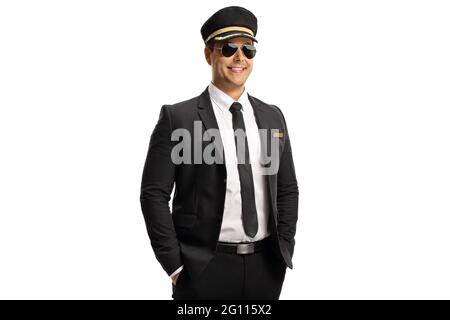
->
xmin=229 ymin=102 xmax=242 ymax=114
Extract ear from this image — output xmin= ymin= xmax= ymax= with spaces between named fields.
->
xmin=204 ymin=47 xmax=212 ymax=66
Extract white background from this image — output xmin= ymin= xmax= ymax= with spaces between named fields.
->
xmin=1 ymin=0 xmax=449 ymax=299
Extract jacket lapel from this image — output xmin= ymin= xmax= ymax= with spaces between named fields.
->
xmin=197 ymin=86 xmax=226 ymax=169
xmin=197 ymin=86 xmax=219 ymax=133
xmin=248 ymin=94 xmax=268 ymax=130
xmin=248 ymin=94 xmax=278 ymax=226
xmin=248 ymin=94 xmax=273 ymax=168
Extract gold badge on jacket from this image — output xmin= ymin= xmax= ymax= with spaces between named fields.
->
xmin=273 ymin=131 xmax=284 ymax=138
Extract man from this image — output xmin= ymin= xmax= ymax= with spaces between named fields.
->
xmin=140 ymin=6 xmax=299 ymax=300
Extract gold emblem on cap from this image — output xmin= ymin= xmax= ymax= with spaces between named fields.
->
xmin=205 ymin=26 xmax=254 ymax=43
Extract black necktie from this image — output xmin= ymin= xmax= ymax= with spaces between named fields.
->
xmin=229 ymin=102 xmax=258 ymax=238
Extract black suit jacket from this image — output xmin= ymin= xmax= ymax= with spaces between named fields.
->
xmin=140 ymin=87 xmax=299 ymax=281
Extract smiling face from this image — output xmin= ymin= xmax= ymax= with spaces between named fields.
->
xmin=204 ymin=36 xmax=254 ymax=99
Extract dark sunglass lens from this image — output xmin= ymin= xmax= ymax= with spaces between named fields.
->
xmin=243 ymin=44 xmax=257 ymax=59
xmin=221 ymin=43 xmax=238 ymax=57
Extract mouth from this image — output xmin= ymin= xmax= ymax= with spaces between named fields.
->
xmin=227 ymin=66 xmax=247 ymax=73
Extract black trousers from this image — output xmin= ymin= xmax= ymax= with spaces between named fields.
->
xmin=172 ymin=245 xmax=287 ymax=300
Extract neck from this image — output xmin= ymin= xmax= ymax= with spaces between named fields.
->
xmin=212 ymin=81 xmax=245 ymax=101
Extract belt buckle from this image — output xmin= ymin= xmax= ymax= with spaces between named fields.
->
xmin=236 ymin=243 xmax=254 ymax=255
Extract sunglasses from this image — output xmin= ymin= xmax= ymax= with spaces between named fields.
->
xmin=210 ymin=43 xmax=257 ymax=59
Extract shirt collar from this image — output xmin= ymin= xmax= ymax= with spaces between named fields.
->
xmin=208 ymin=82 xmax=250 ymax=113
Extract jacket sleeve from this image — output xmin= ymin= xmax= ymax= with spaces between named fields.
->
xmin=274 ymin=106 xmax=299 ymax=255
xmin=140 ymin=105 xmax=182 ymax=276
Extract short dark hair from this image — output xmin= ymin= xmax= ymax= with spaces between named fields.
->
xmin=205 ymin=40 xmax=216 ymax=49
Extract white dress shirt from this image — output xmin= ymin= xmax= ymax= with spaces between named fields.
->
xmin=208 ymin=82 xmax=270 ymax=243
xmin=170 ymin=83 xmax=271 ymax=279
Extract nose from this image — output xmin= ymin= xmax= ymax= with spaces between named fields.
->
xmin=233 ymin=47 xmax=245 ymax=61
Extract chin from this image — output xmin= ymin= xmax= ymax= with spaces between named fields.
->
xmin=228 ymin=79 xmax=246 ymax=87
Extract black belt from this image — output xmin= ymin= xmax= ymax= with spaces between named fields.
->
xmin=216 ymin=236 xmax=272 ymax=255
